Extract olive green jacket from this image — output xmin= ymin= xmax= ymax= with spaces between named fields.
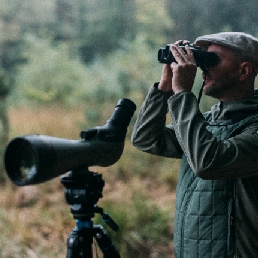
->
xmin=131 ymin=83 xmax=258 ymax=258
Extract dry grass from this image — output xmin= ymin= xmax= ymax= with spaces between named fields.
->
xmin=8 ymin=104 xmax=85 ymax=139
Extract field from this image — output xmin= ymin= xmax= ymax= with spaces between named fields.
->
xmin=0 ymin=104 xmax=180 ymax=257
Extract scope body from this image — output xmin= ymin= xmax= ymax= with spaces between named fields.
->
xmin=5 ymin=135 xmax=125 ymax=186
xmin=4 ymin=98 xmax=136 ymax=186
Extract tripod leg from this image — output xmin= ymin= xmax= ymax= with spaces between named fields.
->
xmin=66 ymin=227 xmax=93 ymax=258
xmin=66 ymin=227 xmax=81 ymax=258
xmin=93 ymin=225 xmax=120 ymax=258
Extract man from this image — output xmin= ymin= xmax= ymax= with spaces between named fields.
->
xmin=131 ymin=32 xmax=258 ymax=257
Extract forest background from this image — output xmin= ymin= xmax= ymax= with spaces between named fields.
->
xmin=0 ymin=0 xmax=258 ymax=257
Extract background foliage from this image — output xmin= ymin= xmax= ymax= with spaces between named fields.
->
xmin=0 ymin=0 xmax=258 ymax=257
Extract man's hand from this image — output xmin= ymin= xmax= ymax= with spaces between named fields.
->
xmin=170 ymin=42 xmax=197 ymax=94
xmin=158 ymin=64 xmax=173 ymax=92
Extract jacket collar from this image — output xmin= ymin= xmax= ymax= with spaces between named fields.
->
xmin=211 ymin=89 xmax=258 ymax=122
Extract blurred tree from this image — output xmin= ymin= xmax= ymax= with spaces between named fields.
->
xmin=55 ymin=0 xmax=83 ymax=41
xmin=15 ymin=35 xmax=88 ymax=106
xmin=136 ymin=0 xmax=174 ymax=47
xmin=0 ymin=71 xmax=10 ymax=182
xmin=207 ymin=0 xmax=258 ymax=37
xmin=166 ymin=0 xmax=258 ymax=41
xmin=78 ymin=0 xmax=137 ymax=63
xmin=0 ymin=8 xmax=25 ymax=181
xmin=0 ymin=0 xmax=258 ymax=59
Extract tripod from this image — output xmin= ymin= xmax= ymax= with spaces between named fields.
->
xmin=61 ymin=168 xmax=120 ymax=258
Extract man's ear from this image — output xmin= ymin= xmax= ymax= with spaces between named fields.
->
xmin=239 ymin=62 xmax=253 ymax=81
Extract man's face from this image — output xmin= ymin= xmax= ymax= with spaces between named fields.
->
xmin=202 ymin=44 xmax=241 ymax=101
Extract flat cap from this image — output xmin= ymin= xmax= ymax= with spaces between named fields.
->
xmin=194 ymin=32 xmax=258 ymax=70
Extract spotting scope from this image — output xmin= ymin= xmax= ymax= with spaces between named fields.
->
xmin=4 ymin=98 xmax=136 ymax=186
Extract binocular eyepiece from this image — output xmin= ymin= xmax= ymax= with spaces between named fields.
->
xmin=4 ymin=98 xmax=136 ymax=186
xmin=158 ymin=44 xmax=220 ymax=71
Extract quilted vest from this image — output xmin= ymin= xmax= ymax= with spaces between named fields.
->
xmin=173 ymin=112 xmax=258 ymax=258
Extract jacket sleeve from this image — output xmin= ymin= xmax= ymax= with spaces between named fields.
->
xmin=131 ymin=84 xmax=183 ymax=158
xmin=169 ymin=91 xmax=258 ymax=179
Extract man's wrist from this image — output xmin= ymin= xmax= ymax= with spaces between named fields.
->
xmin=173 ymin=89 xmax=191 ymax=95
xmin=153 ymin=82 xmax=173 ymax=97
xmin=158 ymin=81 xmax=173 ymax=92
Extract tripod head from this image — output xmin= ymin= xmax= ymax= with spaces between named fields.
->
xmin=61 ymin=169 xmax=104 ymax=218
xmin=61 ymin=168 xmax=120 ymax=258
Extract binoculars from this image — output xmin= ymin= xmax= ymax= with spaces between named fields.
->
xmin=158 ymin=44 xmax=219 ymax=70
